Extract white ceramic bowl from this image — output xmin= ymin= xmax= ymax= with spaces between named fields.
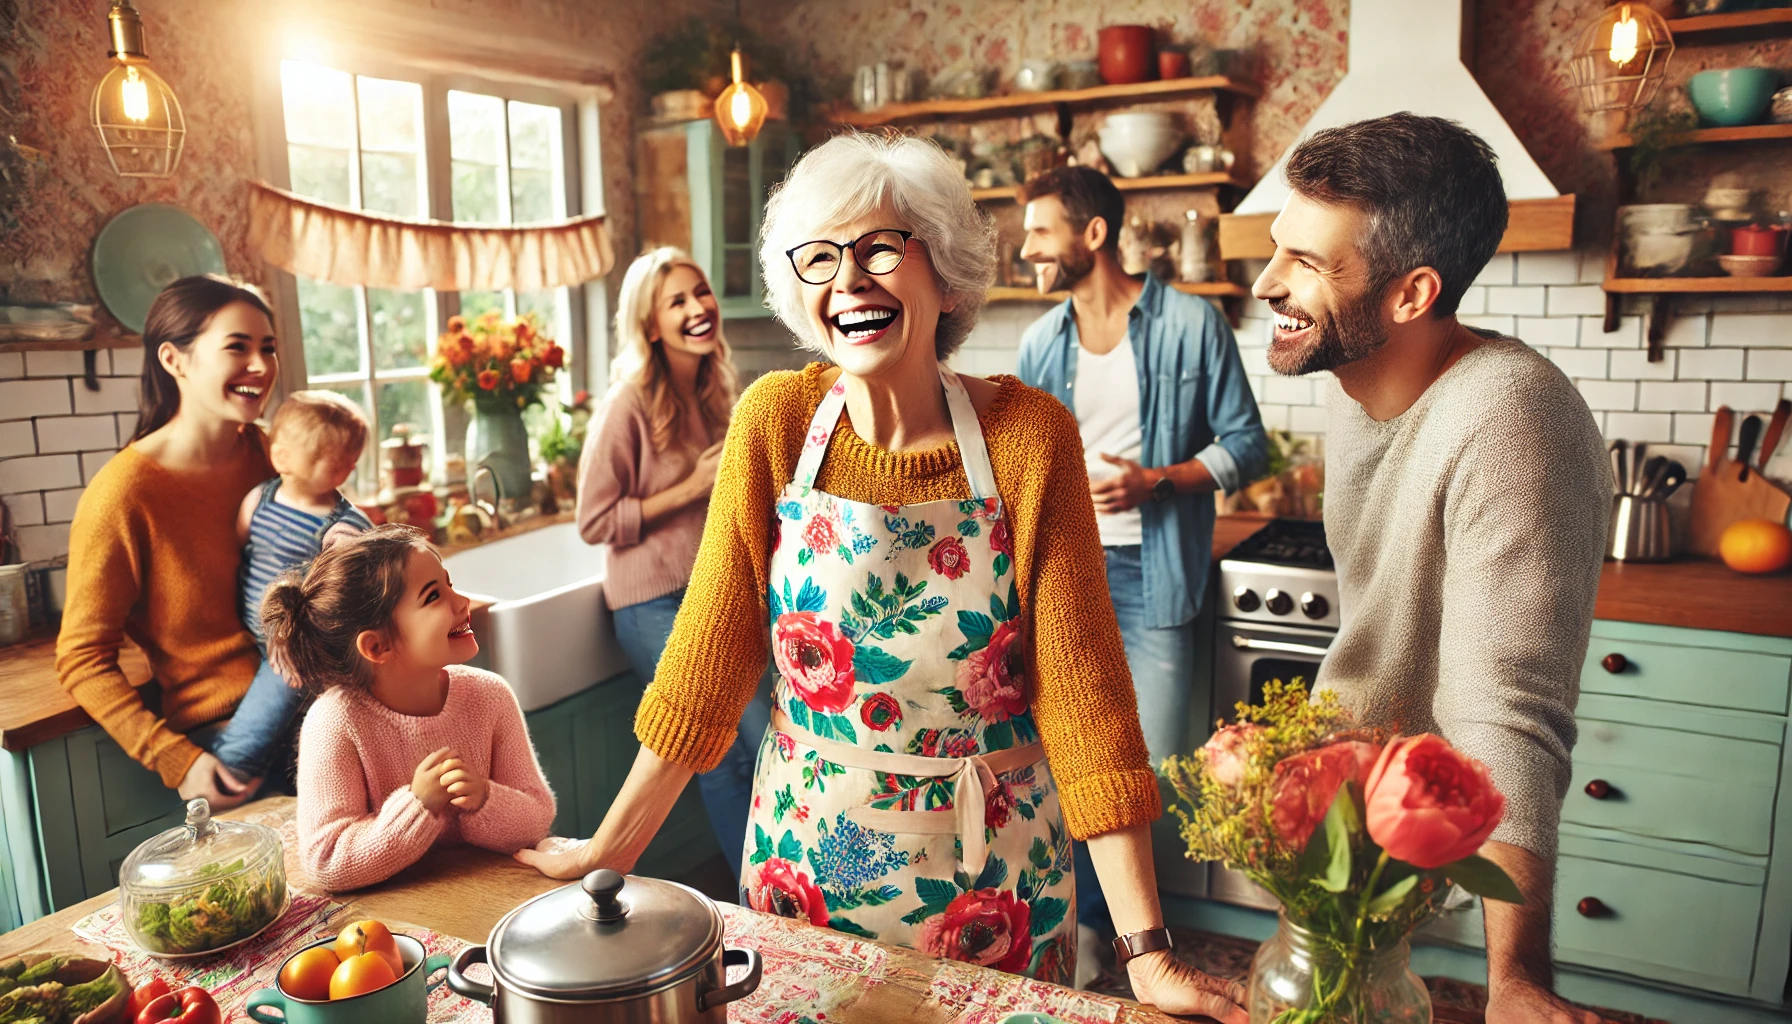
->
xmin=1620 ymin=203 xmax=1694 ymax=232
xmin=1719 ymin=254 xmax=1784 ymax=277
xmin=1098 ymin=114 xmax=1182 ymax=177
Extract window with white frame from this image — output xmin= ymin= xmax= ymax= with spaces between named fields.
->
xmin=275 ymin=59 xmax=581 ymax=496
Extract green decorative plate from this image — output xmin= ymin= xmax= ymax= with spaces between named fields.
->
xmin=91 ymin=203 xmax=226 ymax=332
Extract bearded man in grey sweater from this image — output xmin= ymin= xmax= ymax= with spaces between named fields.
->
xmin=1253 ymin=113 xmax=1611 ymax=1024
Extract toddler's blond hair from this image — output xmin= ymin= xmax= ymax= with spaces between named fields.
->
xmin=269 ymin=390 xmax=370 ymax=461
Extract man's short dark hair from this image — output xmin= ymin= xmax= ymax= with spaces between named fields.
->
xmin=1284 ymin=112 xmax=1508 ymax=318
xmin=1019 ymin=166 xmax=1126 ymax=253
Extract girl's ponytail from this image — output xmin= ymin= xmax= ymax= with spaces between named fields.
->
xmin=258 ymin=525 xmax=432 ymax=693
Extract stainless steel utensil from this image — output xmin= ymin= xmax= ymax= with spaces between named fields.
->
xmin=1608 ymin=495 xmax=1673 ymax=562
xmin=1638 ymin=455 xmax=1668 ymax=498
xmin=1609 ymin=440 xmax=1628 ymax=496
xmin=1629 ymin=442 xmax=1647 ymax=494
xmin=1651 ymin=460 xmax=1687 ymax=501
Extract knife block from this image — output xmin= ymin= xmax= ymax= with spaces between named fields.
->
xmin=1688 ymin=457 xmax=1792 ymax=557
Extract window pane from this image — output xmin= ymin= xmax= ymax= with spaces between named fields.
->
xmin=722 ymin=146 xmax=751 ymax=244
xmin=377 ymin=379 xmax=433 ymax=454
xmin=360 ymin=152 xmax=420 ymax=218
xmin=515 ymin=289 xmax=560 ymax=334
xmin=357 ymin=77 xmax=420 ymax=151
xmin=287 ymin=144 xmax=351 ymax=205
xmin=296 ymin=278 xmax=362 ymax=376
xmin=459 ymin=291 xmax=506 ymax=320
xmin=452 ymin=161 xmax=501 ymax=222
xmin=724 ymin=247 xmax=752 ymax=299
xmin=316 ymin=381 xmax=373 ymax=499
xmin=509 ymin=101 xmax=563 ymax=224
xmin=450 ymin=91 xmax=504 ymax=223
xmin=369 ymin=289 xmax=428 ymax=370
xmin=510 ymin=168 xmax=554 ymax=225
xmin=281 ymin=62 xmax=354 ymax=147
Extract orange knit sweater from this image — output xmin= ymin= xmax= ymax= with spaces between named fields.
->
xmin=57 ymin=430 xmax=273 ymax=787
xmin=634 ymin=364 xmax=1160 ymax=840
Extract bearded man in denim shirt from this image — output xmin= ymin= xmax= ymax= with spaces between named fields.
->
xmin=1016 ymin=167 xmax=1268 ymax=980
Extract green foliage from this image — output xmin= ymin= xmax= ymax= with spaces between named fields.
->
xmin=1622 ymin=103 xmax=1698 ymax=200
xmin=641 ymin=18 xmax=790 ymax=97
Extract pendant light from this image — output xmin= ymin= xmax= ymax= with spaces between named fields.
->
xmin=91 ymin=0 xmax=186 ymax=178
xmin=713 ymin=0 xmax=767 ymax=147
xmin=1568 ymin=2 xmax=1674 ymax=114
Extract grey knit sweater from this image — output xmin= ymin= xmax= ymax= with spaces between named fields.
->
xmin=1316 ymin=335 xmax=1610 ymax=860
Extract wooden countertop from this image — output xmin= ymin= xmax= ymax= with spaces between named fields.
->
xmin=0 ymin=633 xmax=153 ymax=753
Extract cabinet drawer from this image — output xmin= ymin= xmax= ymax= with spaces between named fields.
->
xmin=1582 ymin=631 xmax=1791 ymax=714
xmin=1567 ymin=713 xmax=1781 ymax=855
xmin=1555 ymin=854 xmax=1763 ymax=994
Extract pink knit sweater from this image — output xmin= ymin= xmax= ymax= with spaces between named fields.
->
xmin=295 ymin=665 xmax=556 ymax=892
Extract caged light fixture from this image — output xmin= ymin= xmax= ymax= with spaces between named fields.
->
xmin=91 ymin=0 xmax=186 ymax=178
xmin=1568 ymin=2 xmax=1675 ymax=115
xmin=713 ymin=0 xmax=768 ymax=147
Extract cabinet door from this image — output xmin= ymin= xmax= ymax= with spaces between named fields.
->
xmin=687 ymin=120 xmax=797 ymax=320
xmin=30 ymin=727 xmax=185 ymax=909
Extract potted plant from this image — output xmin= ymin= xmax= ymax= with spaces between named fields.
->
xmin=537 ymin=389 xmax=591 ymax=506
xmin=430 ymin=311 xmax=564 ymax=504
xmin=642 ymin=17 xmax=799 ymax=121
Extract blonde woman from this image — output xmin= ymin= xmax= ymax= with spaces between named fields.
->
xmin=575 ymin=248 xmax=767 ymax=879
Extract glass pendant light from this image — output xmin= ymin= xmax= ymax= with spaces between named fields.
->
xmin=713 ymin=0 xmax=767 ymax=147
xmin=91 ymin=1 xmax=186 ymax=178
xmin=1568 ymin=2 xmax=1675 ymax=114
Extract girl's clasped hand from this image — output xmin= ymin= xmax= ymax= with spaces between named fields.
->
xmin=410 ymin=746 xmax=489 ymax=814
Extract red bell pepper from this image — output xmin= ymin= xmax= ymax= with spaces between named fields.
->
xmin=126 ymin=977 xmax=171 ymax=1020
xmin=136 ymin=986 xmax=221 ymax=1024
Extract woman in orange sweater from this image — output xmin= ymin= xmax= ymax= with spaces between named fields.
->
xmin=57 ymin=276 xmax=279 ymax=811
xmin=517 ymin=135 xmax=1243 ymax=1020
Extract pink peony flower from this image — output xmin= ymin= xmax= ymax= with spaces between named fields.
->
xmin=1267 ymin=740 xmax=1383 ymax=851
xmin=772 ymin=612 xmax=857 ymax=713
xmin=1364 ymin=734 xmax=1506 ymax=869
xmin=929 ymin=536 xmax=972 ymax=579
xmin=747 ymin=858 xmax=828 ymax=926
xmin=1201 ymin=723 xmax=1265 ymax=791
xmin=802 ymin=512 xmax=840 ymax=555
xmin=956 ymin=621 xmax=1026 ymax=722
xmin=917 ymin=889 xmax=1032 ymax=972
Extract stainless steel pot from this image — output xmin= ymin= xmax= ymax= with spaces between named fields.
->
xmin=447 ymin=869 xmax=762 ymax=1023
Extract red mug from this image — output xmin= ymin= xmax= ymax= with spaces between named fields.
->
xmin=1732 ymin=224 xmax=1789 ymax=257
xmin=1158 ymin=50 xmax=1189 ymax=80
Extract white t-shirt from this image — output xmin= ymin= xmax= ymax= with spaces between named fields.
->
xmin=1073 ymin=334 xmax=1144 ymax=547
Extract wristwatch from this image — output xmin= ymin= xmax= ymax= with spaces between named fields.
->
xmin=1112 ymin=927 xmax=1174 ymax=968
xmin=1150 ymin=471 xmax=1176 ymax=503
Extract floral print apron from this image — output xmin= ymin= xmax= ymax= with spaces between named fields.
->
xmin=740 ymin=368 xmax=1078 ymax=985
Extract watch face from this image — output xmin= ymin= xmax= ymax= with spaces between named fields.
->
xmin=1152 ymin=476 xmax=1175 ymax=502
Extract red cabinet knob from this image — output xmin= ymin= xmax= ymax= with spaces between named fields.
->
xmin=1584 ymin=779 xmax=1613 ymax=800
xmin=1576 ymin=897 xmax=1609 ymax=918
xmin=1601 ymin=653 xmax=1628 ymax=674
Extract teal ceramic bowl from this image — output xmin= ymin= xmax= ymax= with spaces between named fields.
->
xmin=1688 ymin=68 xmax=1780 ymax=127
xmin=247 ymin=934 xmax=449 ymax=1024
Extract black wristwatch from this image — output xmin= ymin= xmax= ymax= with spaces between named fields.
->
xmin=1150 ymin=471 xmax=1176 ymax=503
xmin=1113 ymin=927 xmax=1174 ymax=968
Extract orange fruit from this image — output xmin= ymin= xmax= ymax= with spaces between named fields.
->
xmin=329 ymin=951 xmax=398 ymax=1000
xmin=279 ymin=946 xmax=340 ymax=1001
xmin=335 ymin=919 xmax=403 ymax=976
xmin=1719 ymin=518 xmax=1792 ymax=575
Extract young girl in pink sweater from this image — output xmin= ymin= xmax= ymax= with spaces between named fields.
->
xmin=264 ymin=525 xmax=555 ymax=891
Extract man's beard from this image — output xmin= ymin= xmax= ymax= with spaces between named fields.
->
xmin=1045 ymin=240 xmax=1097 ymax=292
xmin=1267 ymin=287 xmax=1391 ymax=376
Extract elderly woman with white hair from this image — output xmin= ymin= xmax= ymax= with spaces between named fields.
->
xmin=519 ymin=133 xmax=1245 ymax=1020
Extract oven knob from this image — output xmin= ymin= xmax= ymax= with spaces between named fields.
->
xmin=1299 ymin=593 xmax=1329 ymax=620
xmin=1264 ymin=589 xmax=1294 ymax=616
xmin=1232 ymin=587 xmax=1260 ymax=612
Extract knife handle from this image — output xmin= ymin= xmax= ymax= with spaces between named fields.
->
xmin=1761 ymin=398 xmax=1791 ymax=471
xmin=1738 ymin=416 xmax=1762 ymax=482
xmin=1708 ymin=407 xmax=1734 ymax=473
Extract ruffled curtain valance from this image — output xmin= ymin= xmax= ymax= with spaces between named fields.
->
xmin=248 ymin=181 xmax=615 ymax=292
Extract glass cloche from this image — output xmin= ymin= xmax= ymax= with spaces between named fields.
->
xmin=118 ymin=798 xmax=288 ymax=957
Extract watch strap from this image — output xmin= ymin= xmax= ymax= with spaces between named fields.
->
xmin=1151 ymin=471 xmax=1176 ymax=503
xmin=1112 ymin=927 xmax=1174 ymax=968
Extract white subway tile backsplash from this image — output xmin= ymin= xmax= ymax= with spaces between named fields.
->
xmin=1676 ymin=348 xmax=1744 ymax=380
xmin=2 ymin=492 xmax=44 ymax=526
xmin=34 ymin=414 xmax=118 ymax=454
xmin=1473 ymin=254 xmax=1515 ymax=288
xmin=1674 ymin=412 xmax=1716 ymax=446
xmin=1455 ymin=287 xmax=1487 ymax=316
xmin=1637 ymin=381 xmax=1706 ymax=412
xmin=1604 ymin=412 xmax=1673 ymax=443
xmin=1517 ymin=251 xmax=1580 ymax=285
xmin=1486 ymin=286 xmax=1546 ymax=316
xmin=80 ymin=449 xmax=117 ymax=484
xmin=0 ymin=379 xmax=72 ymax=419
xmin=1289 ymin=404 xmax=1328 ymax=433
xmin=1660 ymin=313 xmax=1710 ymax=349
xmin=24 ymin=351 xmax=86 ymax=377
xmin=1576 ymin=250 xmax=1609 ymax=284
xmin=1548 ymin=285 xmax=1608 ymax=317
xmin=0 ymin=453 xmax=81 ymax=492
xmin=0 ymin=352 xmax=22 ymax=380
xmin=72 ymin=377 xmax=139 ymax=415
xmin=1237 ymin=343 xmax=1272 ymax=377
xmin=110 ymin=346 xmax=145 ymax=377
xmin=1579 ymin=316 xmax=1642 ymax=348
xmin=1747 ymin=349 xmax=1792 ymax=381
xmin=1710 ymin=313 xmax=1792 ymax=348
xmin=1263 ymin=377 xmax=1313 ymax=406
xmin=1577 ymin=379 xmax=1636 ymax=411
xmin=16 ymin=523 xmax=72 ymax=565
xmin=1710 ymin=380 xmax=1784 ymax=412
xmin=41 ymin=487 xmax=83 ymax=524
xmin=1609 ymin=349 xmax=1676 ymax=380
xmin=1516 ymin=316 xmax=1578 ymax=349
xmin=0 ymin=421 xmax=33 ymax=459
xmin=1548 ymin=347 xmax=1607 ymax=379
xmin=1255 ymin=403 xmax=1292 ymax=431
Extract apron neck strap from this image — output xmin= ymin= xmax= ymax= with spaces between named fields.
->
xmin=790 ymin=366 xmax=998 ymax=503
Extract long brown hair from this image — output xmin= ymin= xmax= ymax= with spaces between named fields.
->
xmin=609 ymin=248 xmax=738 ymax=452
xmin=260 ymin=525 xmax=434 ymax=695
xmin=131 ymin=275 xmax=277 ymax=442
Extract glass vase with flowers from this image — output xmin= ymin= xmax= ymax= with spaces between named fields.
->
xmin=431 ymin=311 xmax=565 ymax=502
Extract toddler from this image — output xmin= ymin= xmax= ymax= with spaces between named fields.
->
xmin=209 ymin=391 xmax=374 ymax=782
xmin=264 ymin=525 xmax=556 ymax=891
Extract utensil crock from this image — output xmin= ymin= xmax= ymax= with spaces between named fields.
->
xmin=1608 ymin=495 xmax=1674 ymax=563
xmin=247 ymin=935 xmax=450 ymax=1024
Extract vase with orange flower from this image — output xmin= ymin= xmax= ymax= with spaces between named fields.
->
xmin=1164 ymin=681 xmax=1523 ymax=1023
xmin=431 ymin=311 xmax=566 ymax=501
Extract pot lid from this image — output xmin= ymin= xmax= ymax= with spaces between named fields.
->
xmin=488 ymin=870 xmax=722 ymax=1000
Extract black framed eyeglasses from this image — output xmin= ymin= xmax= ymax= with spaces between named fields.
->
xmin=785 ymin=229 xmax=915 ymax=286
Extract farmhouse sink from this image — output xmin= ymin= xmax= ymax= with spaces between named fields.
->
xmin=441 ymin=521 xmax=628 ymax=712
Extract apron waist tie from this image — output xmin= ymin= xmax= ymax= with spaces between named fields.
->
xmin=770 ymin=708 xmax=1045 ymax=879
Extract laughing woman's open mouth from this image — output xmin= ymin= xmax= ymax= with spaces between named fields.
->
xmin=830 ymin=305 xmax=898 ymax=345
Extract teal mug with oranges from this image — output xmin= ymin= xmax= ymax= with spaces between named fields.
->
xmin=248 ymin=934 xmax=450 ymax=1024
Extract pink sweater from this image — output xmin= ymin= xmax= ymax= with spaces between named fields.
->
xmin=295 ymin=665 xmax=556 ymax=892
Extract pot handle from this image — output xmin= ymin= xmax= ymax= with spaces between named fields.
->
xmin=697 ymin=947 xmax=763 ymax=1012
xmin=244 ymin=987 xmax=285 ymax=1023
xmin=447 ymin=945 xmax=495 ymax=1004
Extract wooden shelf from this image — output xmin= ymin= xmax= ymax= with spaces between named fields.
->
xmin=1603 ymin=275 xmax=1792 ymax=294
xmin=1219 ymin=195 xmax=1577 ymax=260
xmin=970 ymin=171 xmax=1252 ymax=202
xmin=1597 ymin=122 xmax=1792 ymax=151
xmin=1666 ymin=7 xmax=1792 ymax=41
xmin=833 ymin=76 xmax=1259 ymax=127
xmin=987 ymin=281 xmax=1249 ymax=303
xmin=0 ymin=334 xmax=139 ymax=352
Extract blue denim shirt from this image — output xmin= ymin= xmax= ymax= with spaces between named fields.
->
xmin=1016 ymin=274 xmax=1268 ymax=628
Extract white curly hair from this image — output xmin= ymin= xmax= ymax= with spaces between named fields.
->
xmin=758 ymin=132 xmax=997 ymax=360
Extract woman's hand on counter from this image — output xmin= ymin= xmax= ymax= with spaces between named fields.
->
xmin=1126 ymin=949 xmax=1249 ymax=1023
xmin=178 ymin=751 xmax=256 ymax=811
xmin=513 ymin=836 xmax=603 ymax=879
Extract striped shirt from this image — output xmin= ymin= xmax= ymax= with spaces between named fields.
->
xmin=239 ymin=477 xmax=374 ymax=643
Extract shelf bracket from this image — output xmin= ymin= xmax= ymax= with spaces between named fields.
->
xmin=1053 ymin=102 xmax=1072 ymax=145
xmin=81 ymin=350 xmax=101 ymax=391
xmin=1602 ymin=292 xmax=1621 ymax=335
xmin=1646 ymin=295 xmax=1670 ymax=362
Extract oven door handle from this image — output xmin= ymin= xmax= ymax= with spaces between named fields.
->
xmin=1230 ymin=635 xmax=1331 ymax=657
